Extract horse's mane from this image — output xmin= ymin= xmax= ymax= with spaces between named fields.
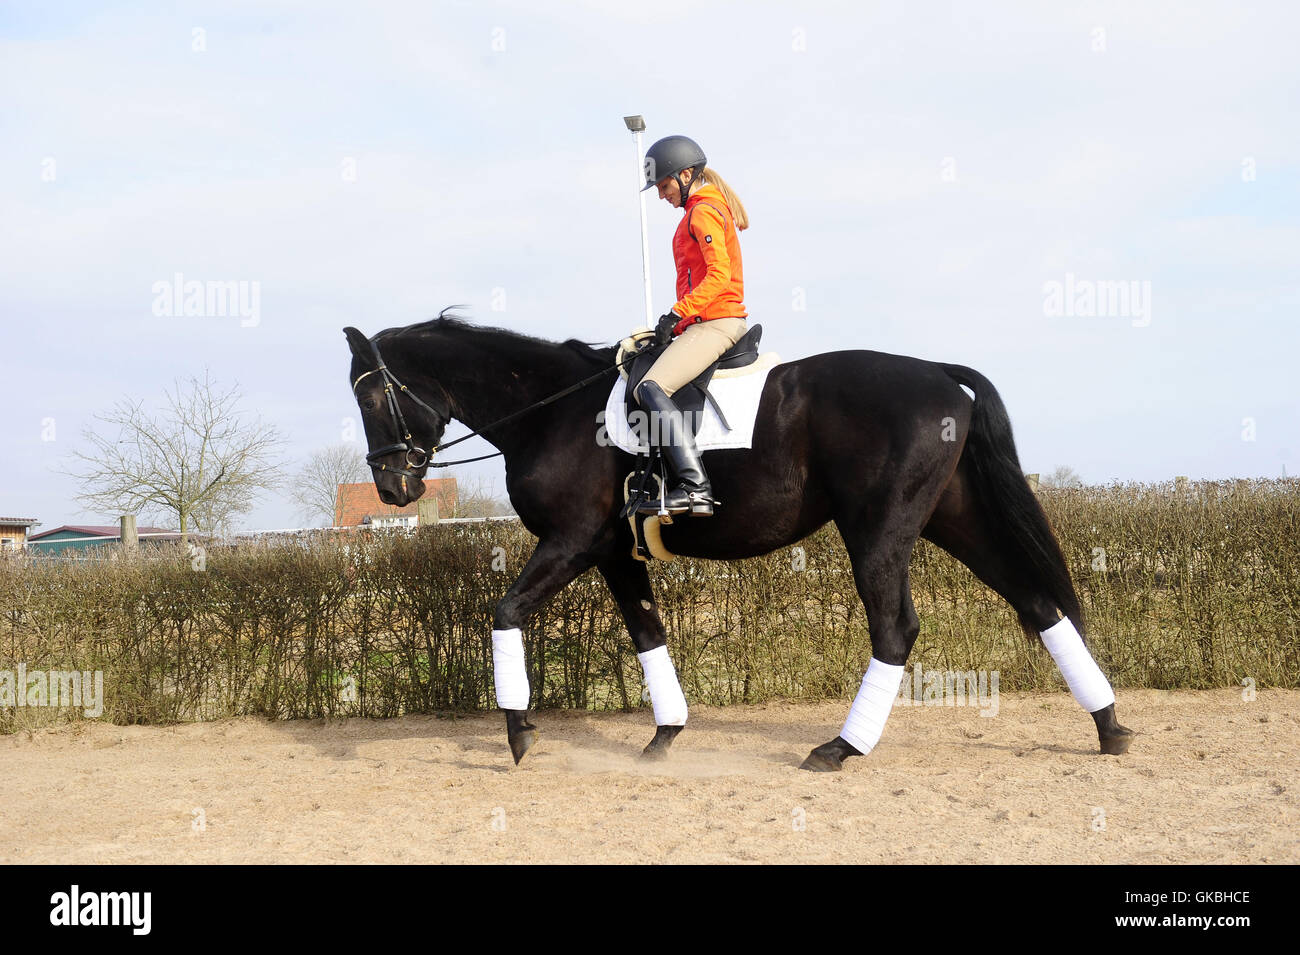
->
xmin=390 ymin=308 xmax=616 ymax=368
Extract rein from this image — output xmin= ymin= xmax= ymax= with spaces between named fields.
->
xmin=353 ymin=334 xmax=655 ymax=473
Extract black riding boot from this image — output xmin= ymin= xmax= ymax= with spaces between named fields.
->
xmin=634 ymin=381 xmax=715 ymax=517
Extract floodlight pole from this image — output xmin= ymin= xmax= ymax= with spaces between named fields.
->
xmin=624 ymin=115 xmax=654 ymax=327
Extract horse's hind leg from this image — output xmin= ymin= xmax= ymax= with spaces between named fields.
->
xmin=922 ymin=469 xmax=1135 ymax=755
xmin=598 ymin=554 xmax=687 ymax=760
xmin=801 ymin=518 xmax=922 ymax=772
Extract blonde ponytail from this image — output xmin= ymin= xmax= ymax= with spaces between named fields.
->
xmin=697 ymin=166 xmax=749 ymax=231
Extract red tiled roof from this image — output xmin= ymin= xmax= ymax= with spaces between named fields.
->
xmin=333 ymin=479 xmax=457 ymax=526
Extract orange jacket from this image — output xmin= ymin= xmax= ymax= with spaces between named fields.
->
xmin=670 ymin=183 xmax=747 ymax=334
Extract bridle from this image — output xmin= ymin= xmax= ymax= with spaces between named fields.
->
xmin=352 ymin=333 xmax=655 ymax=477
xmin=351 ymin=338 xmax=449 ymax=478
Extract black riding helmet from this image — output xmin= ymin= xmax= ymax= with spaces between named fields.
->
xmin=641 ymin=135 xmax=707 ymax=205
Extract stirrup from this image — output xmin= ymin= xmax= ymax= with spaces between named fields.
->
xmin=634 ymin=491 xmax=688 ymax=518
xmin=635 ymin=486 xmax=715 ymax=518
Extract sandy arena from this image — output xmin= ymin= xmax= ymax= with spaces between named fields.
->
xmin=2 ymin=688 xmax=1295 ymax=864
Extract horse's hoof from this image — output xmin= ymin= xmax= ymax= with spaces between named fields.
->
xmin=640 ymin=724 xmax=683 ymax=761
xmin=641 ymin=743 xmax=669 ymax=761
xmin=799 ymin=751 xmax=843 ymax=772
xmin=800 ymin=736 xmax=861 ymax=772
xmin=509 ymin=726 xmax=538 ymax=765
xmin=504 ymin=709 xmax=539 ymax=765
xmin=1099 ymin=727 xmax=1135 ymax=756
xmin=800 ymin=742 xmax=844 ymax=772
xmin=1091 ymin=704 xmax=1135 ymax=756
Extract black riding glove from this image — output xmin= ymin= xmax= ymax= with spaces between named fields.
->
xmin=654 ymin=311 xmax=679 ymax=347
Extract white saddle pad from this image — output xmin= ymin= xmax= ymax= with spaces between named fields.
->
xmin=601 ymin=354 xmax=780 ymax=455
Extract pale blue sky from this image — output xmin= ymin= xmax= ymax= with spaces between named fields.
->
xmin=3 ymin=1 xmax=1297 ymax=532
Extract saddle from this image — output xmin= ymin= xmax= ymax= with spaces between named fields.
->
xmin=622 ymin=323 xmax=763 ymax=432
xmin=617 ymin=324 xmax=763 ymax=540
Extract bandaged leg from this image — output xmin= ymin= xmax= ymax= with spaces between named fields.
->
xmin=638 ymin=645 xmax=688 ymax=726
xmin=839 ymin=658 xmax=906 ymax=755
xmin=492 ymin=627 xmax=530 ymax=710
xmin=1040 ymin=616 xmax=1115 ymax=713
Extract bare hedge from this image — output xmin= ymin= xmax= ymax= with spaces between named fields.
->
xmin=1 ymin=479 xmax=1295 ymax=731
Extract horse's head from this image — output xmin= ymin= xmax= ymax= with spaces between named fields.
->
xmin=343 ymin=326 xmax=450 ymax=508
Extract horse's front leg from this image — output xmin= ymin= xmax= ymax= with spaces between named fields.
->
xmin=598 ymin=554 xmax=688 ymax=760
xmin=494 ymin=540 xmax=597 ymax=764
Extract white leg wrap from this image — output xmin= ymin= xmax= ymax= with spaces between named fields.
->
xmin=1040 ymin=617 xmax=1115 ymax=713
xmin=492 ymin=627 xmax=530 ymax=711
xmin=839 ymin=658 xmax=906 ymax=755
xmin=638 ymin=645 xmax=688 ymax=726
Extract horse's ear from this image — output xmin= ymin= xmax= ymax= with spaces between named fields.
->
xmin=343 ymin=327 xmax=370 ymax=357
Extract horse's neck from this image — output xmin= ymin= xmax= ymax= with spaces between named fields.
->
xmin=408 ymin=331 xmax=594 ymax=455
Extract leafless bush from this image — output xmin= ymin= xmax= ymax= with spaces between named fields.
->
xmin=2 ymin=479 xmax=1294 ymax=731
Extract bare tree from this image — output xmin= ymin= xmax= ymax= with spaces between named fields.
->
xmin=447 ymin=474 xmax=515 ymax=519
xmin=67 ymin=371 xmax=282 ymax=542
xmin=1040 ymin=465 xmax=1085 ymax=489
xmin=290 ymin=444 xmax=369 ymax=526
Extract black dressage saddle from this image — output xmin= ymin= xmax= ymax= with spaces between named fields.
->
xmin=622 ymin=323 xmax=763 ymax=433
xmin=617 ymin=324 xmax=762 ymax=525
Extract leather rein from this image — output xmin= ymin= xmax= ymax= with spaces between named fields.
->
xmin=352 ymin=335 xmax=654 ymax=476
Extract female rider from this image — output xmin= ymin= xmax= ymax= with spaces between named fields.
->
xmin=635 ymin=134 xmax=751 ymax=518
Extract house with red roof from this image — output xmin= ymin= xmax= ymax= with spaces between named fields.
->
xmin=333 ymin=478 xmax=457 ymax=528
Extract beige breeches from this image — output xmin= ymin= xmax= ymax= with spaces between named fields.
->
xmin=635 ymin=317 xmax=749 ymax=399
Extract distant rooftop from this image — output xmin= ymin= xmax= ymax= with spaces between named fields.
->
xmin=334 ymin=479 xmax=457 ymax=527
xmin=28 ymin=524 xmax=179 ymax=541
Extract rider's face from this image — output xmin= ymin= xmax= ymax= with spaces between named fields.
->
xmin=655 ymin=169 xmax=694 ymax=208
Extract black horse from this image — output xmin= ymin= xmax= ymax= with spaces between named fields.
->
xmin=343 ymin=315 xmax=1134 ymax=770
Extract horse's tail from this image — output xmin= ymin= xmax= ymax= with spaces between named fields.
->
xmin=937 ymin=363 xmax=1084 ymax=641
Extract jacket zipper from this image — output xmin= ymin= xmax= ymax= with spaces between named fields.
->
xmin=687 ymin=267 xmax=692 ymax=290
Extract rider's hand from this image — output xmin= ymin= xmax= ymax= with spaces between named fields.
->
xmin=654 ymin=311 xmax=679 ymax=347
